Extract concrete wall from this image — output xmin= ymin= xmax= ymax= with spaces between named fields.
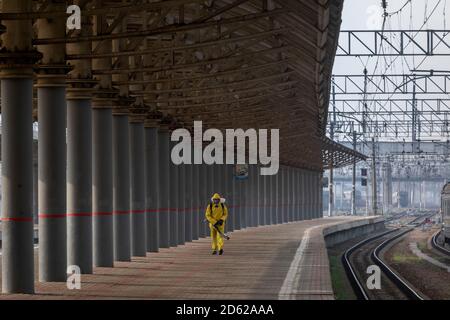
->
xmin=323 ymin=217 xmax=385 ymax=247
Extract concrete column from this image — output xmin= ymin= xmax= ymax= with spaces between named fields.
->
xmin=317 ymin=172 xmax=321 ymax=218
xmin=112 ymin=114 xmax=131 ymax=261
xmin=317 ymin=172 xmax=322 ymax=218
xmin=312 ymin=172 xmax=318 ymax=218
xmin=169 ymin=141 xmax=179 ymax=247
xmin=286 ymin=168 xmax=291 ymax=222
xmin=316 ymin=172 xmax=323 ymax=219
xmin=65 ymin=0 xmax=98 ymax=275
xmin=298 ymin=170 xmax=303 ymax=220
xmin=307 ymin=171 xmax=311 ymax=220
xmin=37 ymin=82 xmax=68 ymax=280
xmin=198 ymin=164 xmax=207 ymax=238
xmin=1 ymin=78 xmax=36 ymax=292
xmin=299 ymin=169 xmax=303 ymax=220
xmin=244 ymin=167 xmax=251 ymax=228
xmin=264 ymin=174 xmax=270 ymax=225
xmin=67 ymin=99 xmax=94 ymax=274
xmin=303 ymin=170 xmax=308 ymax=220
xmin=309 ymin=171 xmax=313 ymax=219
xmin=280 ymin=168 xmax=284 ymax=224
xmin=145 ymin=126 xmax=159 ymax=252
xmin=294 ymin=169 xmax=299 ymax=221
xmin=36 ymin=3 xmax=68 ymax=280
xmin=178 ymin=162 xmax=186 ymax=245
xmin=259 ymin=168 xmax=266 ymax=226
xmin=227 ymin=165 xmax=234 ymax=230
xmin=289 ymin=168 xmax=294 ymax=222
xmin=158 ymin=129 xmax=170 ymax=247
xmin=249 ymin=165 xmax=255 ymax=227
xmin=291 ymin=169 xmax=296 ymax=221
xmin=275 ymin=168 xmax=281 ymax=224
xmin=235 ymin=177 xmax=243 ymax=230
xmin=0 ymin=0 xmax=39 ymax=292
xmin=254 ymin=165 xmax=259 ymax=227
xmin=256 ymin=166 xmax=262 ymax=226
xmin=286 ymin=168 xmax=290 ymax=222
xmin=232 ymin=165 xmax=241 ymax=230
xmin=91 ymin=10 xmax=114 ymax=267
xmin=92 ymin=108 xmax=113 ymax=267
xmin=130 ymin=121 xmax=146 ymax=256
xmin=283 ymin=167 xmax=289 ymax=223
xmin=309 ymin=172 xmax=314 ymax=219
xmin=206 ymin=164 xmax=214 ymax=226
xmin=185 ymin=163 xmax=193 ymax=243
xmin=192 ymin=164 xmax=199 ymax=240
xmin=296 ymin=169 xmax=301 ymax=221
xmin=270 ymin=173 xmax=276 ymax=225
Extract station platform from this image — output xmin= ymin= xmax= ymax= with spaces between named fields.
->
xmin=0 ymin=217 xmax=374 ymax=300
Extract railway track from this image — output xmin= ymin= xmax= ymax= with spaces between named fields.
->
xmin=342 ymin=214 xmax=431 ymax=300
xmin=431 ymin=231 xmax=450 ymax=256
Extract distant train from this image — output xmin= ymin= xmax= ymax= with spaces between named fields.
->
xmin=441 ymin=182 xmax=450 ymax=244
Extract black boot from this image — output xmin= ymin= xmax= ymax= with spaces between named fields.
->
xmin=219 ymin=249 xmax=224 ymax=255
xmin=212 ymin=250 xmax=217 ymax=255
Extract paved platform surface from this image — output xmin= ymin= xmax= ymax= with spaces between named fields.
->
xmin=0 ymin=217 xmax=370 ymax=300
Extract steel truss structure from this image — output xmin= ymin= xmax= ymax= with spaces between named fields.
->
xmin=337 ymin=30 xmax=450 ymax=57
xmin=328 ymin=98 xmax=450 ymax=140
xmin=332 ymin=74 xmax=450 ymax=95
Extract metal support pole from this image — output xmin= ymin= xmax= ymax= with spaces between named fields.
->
xmin=158 ymin=129 xmax=170 ymax=248
xmin=112 ymin=114 xmax=131 ymax=261
xmin=130 ymin=121 xmax=146 ymax=256
xmin=371 ymin=137 xmax=378 ymax=215
xmin=145 ymin=126 xmax=159 ymax=252
xmin=351 ymin=131 xmax=357 ymax=216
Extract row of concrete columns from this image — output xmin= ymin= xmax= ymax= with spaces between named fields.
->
xmin=3 ymin=108 xmax=325 ymax=294
xmin=0 ymin=0 xmax=324 ymax=295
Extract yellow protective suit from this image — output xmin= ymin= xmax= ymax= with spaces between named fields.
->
xmin=205 ymin=194 xmax=228 ymax=251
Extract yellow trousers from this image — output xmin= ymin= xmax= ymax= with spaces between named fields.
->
xmin=209 ymin=223 xmax=225 ymax=250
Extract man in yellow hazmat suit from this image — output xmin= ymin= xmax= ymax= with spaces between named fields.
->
xmin=205 ymin=193 xmax=228 ymax=255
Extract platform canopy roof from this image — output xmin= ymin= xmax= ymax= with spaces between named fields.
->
xmin=1 ymin=0 xmax=349 ymax=171
xmin=322 ymin=136 xmax=367 ymax=170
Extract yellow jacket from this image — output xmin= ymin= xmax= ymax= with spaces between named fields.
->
xmin=205 ymin=203 xmax=228 ymax=225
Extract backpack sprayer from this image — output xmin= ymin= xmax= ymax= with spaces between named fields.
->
xmin=203 ymin=219 xmax=231 ymax=240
